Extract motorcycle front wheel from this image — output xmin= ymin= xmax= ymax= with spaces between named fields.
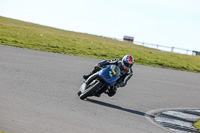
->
xmin=79 ymin=80 xmax=102 ymax=100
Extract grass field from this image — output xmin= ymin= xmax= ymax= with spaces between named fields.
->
xmin=1 ymin=16 xmax=200 ymax=72
xmin=194 ymin=120 xmax=200 ymax=131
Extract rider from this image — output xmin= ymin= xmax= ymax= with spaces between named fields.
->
xmin=83 ymin=55 xmax=134 ymax=97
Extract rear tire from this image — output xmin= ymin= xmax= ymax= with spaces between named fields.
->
xmin=80 ymin=80 xmax=102 ymax=100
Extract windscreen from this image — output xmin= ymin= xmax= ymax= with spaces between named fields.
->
xmin=109 ymin=65 xmax=120 ymax=77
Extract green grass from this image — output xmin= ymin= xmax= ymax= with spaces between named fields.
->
xmin=194 ymin=120 xmax=200 ymax=131
xmin=1 ymin=16 xmax=200 ymax=72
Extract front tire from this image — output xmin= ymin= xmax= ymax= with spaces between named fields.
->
xmin=77 ymin=90 xmax=81 ymax=96
xmin=79 ymin=80 xmax=102 ymax=100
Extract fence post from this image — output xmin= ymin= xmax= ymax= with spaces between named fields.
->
xmin=157 ymin=45 xmax=159 ymax=49
xmin=171 ymin=47 xmax=174 ymax=53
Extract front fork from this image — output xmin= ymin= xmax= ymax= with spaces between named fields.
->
xmin=95 ymin=82 xmax=108 ymax=96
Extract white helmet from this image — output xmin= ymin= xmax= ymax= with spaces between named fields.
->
xmin=121 ymin=55 xmax=134 ymax=71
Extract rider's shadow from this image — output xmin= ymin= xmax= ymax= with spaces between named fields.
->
xmin=86 ymin=98 xmax=154 ymax=118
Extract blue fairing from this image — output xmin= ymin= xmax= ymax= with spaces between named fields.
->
xmin=98 ymin=65 xmax=120 ymax=86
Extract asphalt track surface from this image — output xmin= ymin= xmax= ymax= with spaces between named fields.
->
xmin=0 ymin=45 xmax=199 ymax=133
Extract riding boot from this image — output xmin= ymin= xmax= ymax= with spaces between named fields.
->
xmin=106 ymin=86 xmax=117 ymax=97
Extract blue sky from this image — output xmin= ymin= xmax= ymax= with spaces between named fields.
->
xmin=1 ymin=0 xmax=200 ymax=53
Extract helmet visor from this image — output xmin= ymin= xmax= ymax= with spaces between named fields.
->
xmin=124 ymin=61 xmax=133 ymax=68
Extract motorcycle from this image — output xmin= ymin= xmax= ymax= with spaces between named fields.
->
xmin=78 ymin=65 xmax=121 ymax=100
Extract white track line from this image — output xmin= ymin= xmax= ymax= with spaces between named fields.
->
xmin=155 ymin=116 xmax=195 ymax=129
xmin=145 ymin=108 xmax=200 ymax=133
xmin=163 ymin=111 xmax=200 ymax=121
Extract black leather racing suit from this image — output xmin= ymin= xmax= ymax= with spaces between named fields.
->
xmin=84 ymin=58 xmax=133 ymax=97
